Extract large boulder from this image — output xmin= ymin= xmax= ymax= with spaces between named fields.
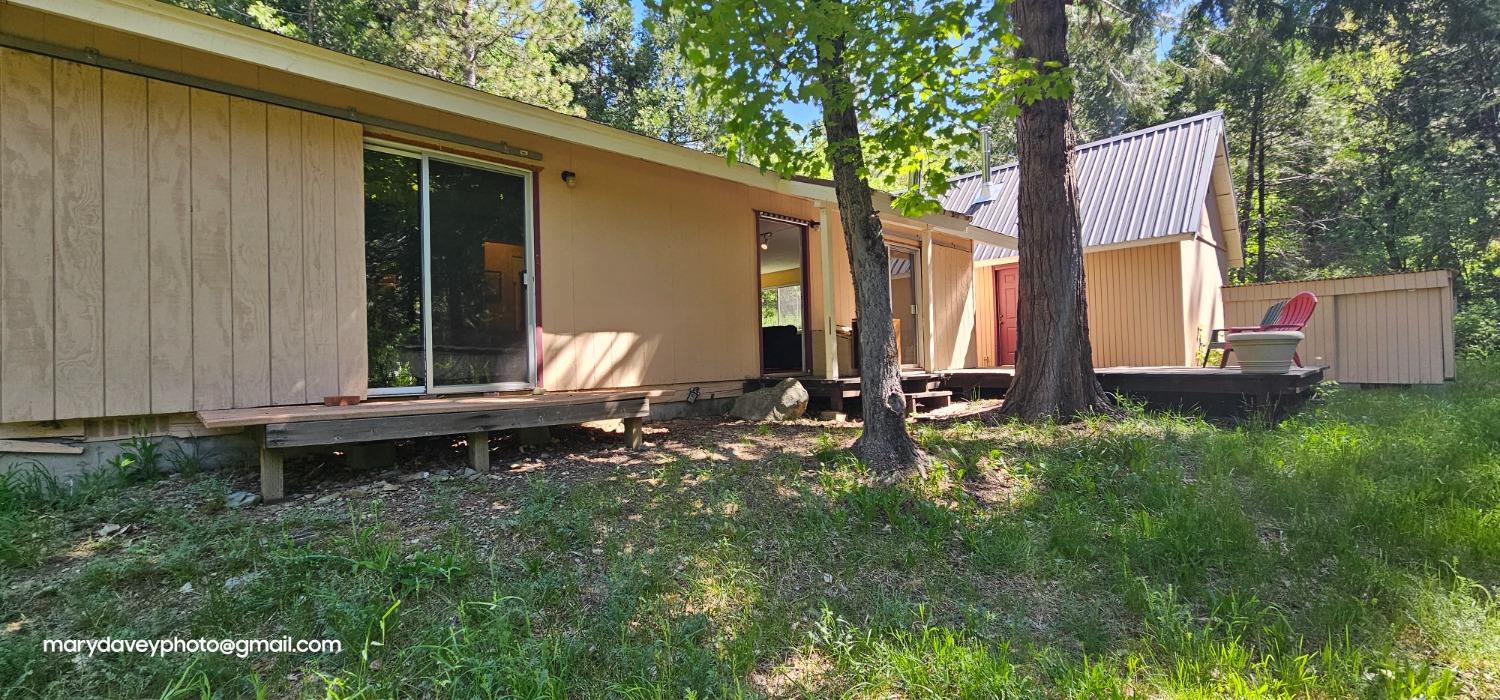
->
xmin=731 ymin=379 xmax=809 ymax=421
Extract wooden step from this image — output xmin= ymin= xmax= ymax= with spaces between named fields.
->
xmin=904 ymin=390 xmax=952 ymax=413
xmin=901 ymin=378 xmax=944 ymax=392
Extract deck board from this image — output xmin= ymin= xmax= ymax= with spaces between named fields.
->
xmin=198 ymin=379 xmax=745 ymax=428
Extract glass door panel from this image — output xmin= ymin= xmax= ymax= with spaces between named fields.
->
xmin=427 ymin=158 xmax=531 ymax=389
xmin=364 ymin=150 xmax=426 ymax=390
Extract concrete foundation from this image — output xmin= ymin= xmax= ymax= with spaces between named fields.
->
xmin=0 ymin=432 xmax=258 ymax=482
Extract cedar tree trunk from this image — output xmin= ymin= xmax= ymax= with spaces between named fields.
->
xmin=999 ymin=0 xmax=1114 ymax=421
xmin=815 ymin=30 xmax=927 ymax=475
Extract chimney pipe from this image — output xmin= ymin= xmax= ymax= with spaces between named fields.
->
xmin=969 ymin=125 xmax=998 ymax=207
xmin=980 ymin=125 xmax=993 ymax=180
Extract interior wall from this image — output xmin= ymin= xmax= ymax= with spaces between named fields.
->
xmin=0 ymin=48 xmax=365 ymax=423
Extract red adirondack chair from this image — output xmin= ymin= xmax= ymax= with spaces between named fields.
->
xmin=1215 ymin=291 xmax=1318 ymax=368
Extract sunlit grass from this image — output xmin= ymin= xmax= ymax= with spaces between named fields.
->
xmin=2 ymin=359 xmax=1498 ymax=697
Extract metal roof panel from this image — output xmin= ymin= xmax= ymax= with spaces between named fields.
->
xmin=942 ymin=112 xmax=1226 ymax=261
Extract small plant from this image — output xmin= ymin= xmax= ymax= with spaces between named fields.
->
xmin=167 ymin=444 xmax=208 ymax=478
xmin=110 ymin=437 xmax=165 ymax=484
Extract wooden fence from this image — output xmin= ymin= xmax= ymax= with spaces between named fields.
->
xmin=1222 ymin=271 xmax=1455 ymax=385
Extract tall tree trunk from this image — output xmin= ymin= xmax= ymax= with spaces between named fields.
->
xmin=814 ymin=29 xmax=927 ymax=475
xmin=1000 ymin=0 xmax=1113 ymax=421
xmin=1255 ymin=124 xmax=1269 ymax=282
xmin=1240 ymin=89 xmax=1261 ymax=280
xmin=1378 ymin=155 xmax=1405 ymax=272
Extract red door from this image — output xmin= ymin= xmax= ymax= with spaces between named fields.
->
xmin=995 ymin=264 xmax=1019 ymax=365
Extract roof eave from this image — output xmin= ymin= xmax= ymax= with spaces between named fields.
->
xmin=14 ymin=0 xmax=833 ymax=199
xmin=19 ymin=0 xmax=1020 ymax=250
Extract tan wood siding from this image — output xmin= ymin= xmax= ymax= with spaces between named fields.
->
xmin=1222 ymin=271 xmax=1454 ymax=384
xmin=0 ymin=50 xmax=363 ymax=421
xmin=266 ymin=105 xmax=308 ymax=405
xmin=930 ymin=239 xmax=976 ymax=370
xmin=52 ymin=60 xmax=105 ymax=419
xmin=190 ymin=88 xmax=234 ymax=410
xmin=146 ymin=78 xmax=194 ymax=413
xmin=1 ymin=48 xmax=56 ymax=422
xmin=974 ymin=262 xmax=998 ymax=366
xmin=332 ymin=119 xmax=368 ymax=397
xmin=974 ymin=242 xmax=1189 ymax=368
xmin=229 ymin=97 xmax=271 ymax=408
xmin=101 ymin=70 xmax=152 ymax=415
xmin=4 ymin=18 xmax=1002 ymax=421
xmin=1180 ymin=236 xmax=1228 ymax=364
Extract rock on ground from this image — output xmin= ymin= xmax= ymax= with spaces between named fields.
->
xmin=731 ymin=379 xmax=809 ymax=421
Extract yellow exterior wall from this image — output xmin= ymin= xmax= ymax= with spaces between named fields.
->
xmin=975 ymin=242 xmax=1188 ymax=368
xmin=974 ymin=261 xmax=999 ymax=366
xmin=0 ymin=47 xmax=365 ymax=422
xmin=0 ymin=6 xmax=989 ymax=422
xmin=930 ymin=237 xmax=977 ymax=370
xmin=1222 ymin=271 xmax=1454 ymax=384
xmin=1179 ymin=198 xmax=1232 ymax=363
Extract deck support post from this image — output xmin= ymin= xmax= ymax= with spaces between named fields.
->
xmin=259 ymin=434 xmax=285 ymax=503
xmin=623 ymin=417 xmax=644 ymax=449
xmin=467 ymin=431 xmax=490 ymax=472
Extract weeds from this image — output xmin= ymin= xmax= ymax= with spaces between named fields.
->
xmin=5 ymin=362 xmax=1500 ymax=697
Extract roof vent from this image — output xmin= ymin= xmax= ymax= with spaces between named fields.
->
xmin=969 ymin=126 xmax=998 ymax=209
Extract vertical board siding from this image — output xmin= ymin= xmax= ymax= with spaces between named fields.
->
xmin=51 ymin=61 xmax=105 ymax=419
xmin=930 ymin=241 xmax=976 ymax=370
xmin=190 ymin=89 xmax=234 ymax=409
xmin=299 ymin=113 xmax=339 ymax=401
xmin=0 ymin=51 xmax=364 ymax=422
xmin=101 ymin=71 xmax=151 ymax=416
xmin=266 ymin=105 xmax=308 ymax=405
xmin=0 ymin=49 xmax=56 ymax=422
xmin=1223 ymin=271 xmax=1454 ymax=384
xmin=973 ymin=243 xmax=1188 ymax=369
xmin=147 ymin=78 xmax=194 ymax=413
xmin=229 ymin=97 xmax=271 ymax=408
xmin=973 ymin=263 xmax=998 ymax=366
xmin=332 ymin=119 xmax=367 ymax=397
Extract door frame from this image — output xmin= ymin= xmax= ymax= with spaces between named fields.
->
xmin=887 ymin=242 xmax=924 ymax=369
xmin=754 ymin=211 xmax=814 ymax=375
xmin=992 ymin=262 xmax=1019 ymax=367
xmin=364 ymin=138 xmax=538 ymax=396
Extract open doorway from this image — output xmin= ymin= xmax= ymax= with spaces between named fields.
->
xmin=888 ymin=245 xmax=922 ymax=368
xmin=757 ymin=214 xmax=811 ymax=375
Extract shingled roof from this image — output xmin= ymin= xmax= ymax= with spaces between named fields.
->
xmin=941 ymin=112 xmax=1232 ymax=261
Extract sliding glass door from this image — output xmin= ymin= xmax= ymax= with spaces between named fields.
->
xmin=364 ymin=144 xmax=535 ymax=395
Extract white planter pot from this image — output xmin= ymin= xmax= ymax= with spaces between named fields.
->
xmin=1227 ymin=330 xmax=1304 ymax=374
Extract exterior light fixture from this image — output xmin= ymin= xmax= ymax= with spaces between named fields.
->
xmin=561 ymin=170 xmax=577 ymax=187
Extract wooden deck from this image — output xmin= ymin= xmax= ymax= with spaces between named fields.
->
xmin=201 ymin=381 xmax=745 ymax=503
xmin=788 ymin=365 xmax=1327 ymax=415
xmin=941 ymin=365 xmax=1326 ymax=412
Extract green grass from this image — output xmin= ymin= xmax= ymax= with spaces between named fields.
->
xmin=3 ymin=361 xmax=1499 ymax=698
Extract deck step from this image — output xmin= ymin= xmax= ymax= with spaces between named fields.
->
xmin=904 ymin=390 xmax=953 ymax=413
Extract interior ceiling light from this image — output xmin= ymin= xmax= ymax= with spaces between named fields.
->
xmin=759 ymin=232 xmax=772 ymax=250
